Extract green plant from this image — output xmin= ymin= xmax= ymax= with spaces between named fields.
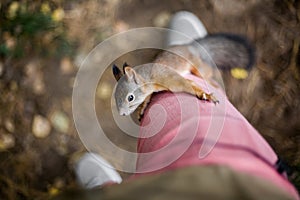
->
xmin=0 ymin=1 xmax=73 ymax=59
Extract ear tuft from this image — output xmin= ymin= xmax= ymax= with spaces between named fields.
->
xmin=112 ymin=64 xmax=123 ymax=81
xmin=123 ymin=62 xmax=129 ymax=73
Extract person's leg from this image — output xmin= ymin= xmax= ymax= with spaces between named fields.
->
xmin=136 ymin=11 xmax=299 ymax=199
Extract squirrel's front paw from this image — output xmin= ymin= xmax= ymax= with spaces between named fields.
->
xmin=200 ymin=93 xmax=219 ymax=104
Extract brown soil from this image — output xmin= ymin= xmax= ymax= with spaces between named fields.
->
xmin=0 ymin=0 xmax=299 ymax=199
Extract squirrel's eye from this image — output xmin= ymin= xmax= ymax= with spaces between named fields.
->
xmin=127 ymin=94 xmax=135 ymax=102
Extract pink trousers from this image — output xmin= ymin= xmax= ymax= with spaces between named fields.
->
xmin=136 ymin=74 xmax=299 ymax=199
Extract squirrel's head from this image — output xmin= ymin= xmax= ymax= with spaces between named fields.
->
xmin=112 ymin=63 xmax=147 ymax=116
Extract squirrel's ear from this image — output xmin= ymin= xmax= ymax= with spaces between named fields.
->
xmin=112 ymin=64 xmax=123 ymax=81
xmin=124 ymin=66 xmax=135 ymax=80
xmin=124 ymin=66 xmax=143 ymax=84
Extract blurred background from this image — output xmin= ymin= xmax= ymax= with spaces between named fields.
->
xmin=0 ymin=0 xmax=300 ymax=199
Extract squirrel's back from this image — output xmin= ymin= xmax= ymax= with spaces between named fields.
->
xmin=153 ymin=45 xmax=200 ymax=76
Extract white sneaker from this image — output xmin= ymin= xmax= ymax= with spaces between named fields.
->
xmin=75 ymin=152 xmax=122 ymax=189
xmin=166 ymin=11 xmax=208 ymax=47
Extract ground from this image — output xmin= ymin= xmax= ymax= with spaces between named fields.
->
xmin=0 ymin=0 xmax=299 ymax=199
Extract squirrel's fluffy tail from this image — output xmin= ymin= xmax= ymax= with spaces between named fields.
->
xmin=192 ymin=33 xmax=255 ymax=70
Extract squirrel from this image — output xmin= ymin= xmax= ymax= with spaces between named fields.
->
xmin=112 ymin=33 xmax=255 ymax=119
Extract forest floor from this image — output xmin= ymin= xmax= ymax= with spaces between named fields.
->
xmin=0 ymin=0 xmax=299 ymax=199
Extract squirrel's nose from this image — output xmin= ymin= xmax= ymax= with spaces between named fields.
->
xmin=119 ymin=109 xmax=127 ymax=116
